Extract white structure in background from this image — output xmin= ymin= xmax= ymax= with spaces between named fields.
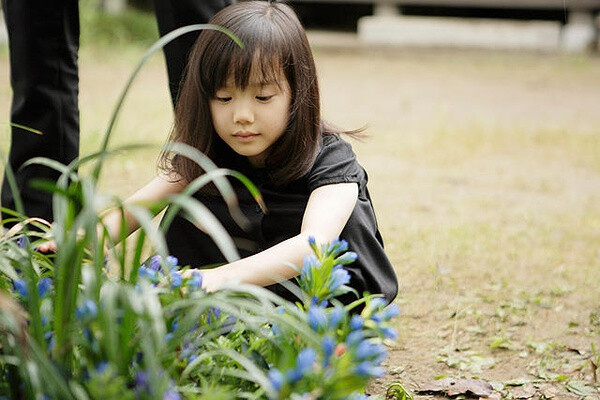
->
xmin=359 ymin=15 xmax=562 ymax=50
xmin=0 ymin=9 xmax=7 ymax=45
xmin=100 ymin=0 xmax=127 ymax=14
xmin=357 ymin=0 xmax=600 ymax=52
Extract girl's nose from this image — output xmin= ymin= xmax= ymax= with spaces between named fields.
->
xmin=233 ymin=101 xmax=254 ymax=124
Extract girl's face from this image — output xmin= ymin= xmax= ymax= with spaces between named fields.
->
xmin=209 ymin=70 xmax=292 ymax=168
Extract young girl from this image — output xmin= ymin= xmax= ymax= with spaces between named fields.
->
xmin=45 ymin=1 xmax=398 ymax=304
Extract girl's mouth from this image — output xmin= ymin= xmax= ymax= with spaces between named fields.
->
xmin=234 ymin=131 xmax=260 ymax=142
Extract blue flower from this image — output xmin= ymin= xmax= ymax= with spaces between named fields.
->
xmin=17 ymin=236 xmax=27 ymax=249
xmin=350 ymin=315 xmax=364 ymax=330
xmin=47 ymin=335 xmax=55 ymax=352
xmin=221 ymin=315 xmax=237 ymax=333
xmin=372 ymin=304 xmax=401 ymax=323
xmin=355 ymin=361 xmax=385 ymax=377
xmin=300 ymin=255 xmax=318 ymax=280
xmin=346 ymin=330 xmax=365 ymax=346
xmin=383 ymin=304 xmax=401 ymax=319
xmin=284 ymin=367 xmax=302 ymax=383
xmin=296 ymin=348 xmax=317 ymax=375
xmin=13 ymin=279 xmax=28 ymax=298
xmin=187 ymin=271 xmax=203 ymax=290
xmin=96 ymin=361 xmax=109 ymax=374
xmin=371 ymin=313 xmax=384 ymax=323
xmin=75 ymin=299 xmax=98 ymax=320
xmin=170 ymin=273 xmax=182 ymax=289
xmin=207 ymin=307 xmax=221 ymax=323
xmin=188 ymin=354 xmax=197 ymax=363
xmin=334 ymin=251 xmax=358 ymax=265
xmin=355 ymin=341 xmax=387 ymax=363
xmin=308 ymin=305 xmax=328 ymax=331
xmin=328 ymin=265 xmax=351 ymax=292
xmin=381 ymin=327 xmax=398 ymax=339
xmin=37 ymin=277 xmax=52 ymax=297
xmin=328 ymin=306 xmax=345 ymax=329
xmin=321 ymin=336 xmax=336 ymax=367
xmin=310 ymin=296 xmax=328 ymax=307
xmin=366 ymin=298 xmax=387 ymax=314
xmin=138 ymin=266 xmax=158 ymax=282
xmin=268 ymin=368 xmax=285 ymax=391
xmin=322 ymin=336 xmax=336 ymax=357
xmin=135 ymin=371 xmax=149 ymax=393
xmin=148 ymin=255 xmax=162 ymax=271
xmin=286 ymin=348 xmax=317 ymax=383
xmin=271 ymin=323 xmax=281 ymax=337
xmin=338 ymin=239 xmax=349 ymax=252
xmin=165 ymin=256 xmax=179 ymax=270
xmin=328 ymin=238 xmax=349 ymax=254
xmin=163 ymin=389 xmax=181 ymax=400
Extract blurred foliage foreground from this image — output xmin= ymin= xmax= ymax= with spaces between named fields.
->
xmin=0 ymin=21 xmax=403 ymax=400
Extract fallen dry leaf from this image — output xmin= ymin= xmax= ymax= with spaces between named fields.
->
xmin=418 ymin=377 xmax=495 ymax=397
xmin=538 ymin=384 xmax=561 ymax=398
xmin=480 ymin=393 xmax=502 ymax=400
xmin=510 ymin=383 xmax=537 ymax=399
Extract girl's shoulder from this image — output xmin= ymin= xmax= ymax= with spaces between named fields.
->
xmin=308 ymin=133 xmax=365 ymax=192
xmin=318 ymin=132 xmax=355 ymax=159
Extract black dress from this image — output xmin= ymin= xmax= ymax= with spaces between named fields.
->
xmin=164 ymin=134 xmax=398 ymax=304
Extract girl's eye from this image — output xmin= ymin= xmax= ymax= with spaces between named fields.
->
xmin=215 ymin=96 xmax=232 ymax=103
xmin=256 ymin=95 xmax=274 ymax=102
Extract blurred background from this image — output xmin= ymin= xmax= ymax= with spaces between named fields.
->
xmin=3 ymin=0 xmax=598 ymax=50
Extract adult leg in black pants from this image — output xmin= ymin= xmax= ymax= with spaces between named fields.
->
xmin=1 ymin=0 xmax=232 ymax=227
xmin=154 ymin=0 xmax=234 ymax=105
xmin=1 ymin=0 xmax=80 ymax=225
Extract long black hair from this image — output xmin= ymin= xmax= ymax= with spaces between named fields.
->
xmin=160 ymin=1 xmax=351 ymax=186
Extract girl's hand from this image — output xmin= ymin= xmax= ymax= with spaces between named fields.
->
xmin=181 ymin=268 xmax=222 ymax=292
xmin=36 ymin=240 xmax=58 ymax=254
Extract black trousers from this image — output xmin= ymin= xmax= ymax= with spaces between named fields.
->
xmin=1 ymin=0 xmax=80 ymax=224
xmin=1 ymin=0 xmax=233 ymax=225
xmin=154 ymin=0 xmax=234 ymax=104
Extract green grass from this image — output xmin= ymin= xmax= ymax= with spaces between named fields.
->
xmin=80 ymin=1 xmax=159 ymax=48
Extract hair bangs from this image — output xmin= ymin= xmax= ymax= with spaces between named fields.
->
xmin=199 ymin=9 xmax=290 ymax=95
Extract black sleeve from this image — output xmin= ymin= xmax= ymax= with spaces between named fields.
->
xmin=307 ymin=134 xmax=366 ymax=194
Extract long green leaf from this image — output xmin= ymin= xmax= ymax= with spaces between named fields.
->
xmin=0 ymin=153 xmax=25 ymax=219
xmin=124 ymin=203 xmax=169 ymax=258
xmin=93 ymin=24 xmax=242 ymax=181
xmin=10 ymin=122 xmax=43 ymax=135
xmin=161 ymin=142 xmax=249 ymax=230
xmin=168 ymin=194 xmax=239 ymax=262
xmin=20 ymin=157 xmax=79 ymax=182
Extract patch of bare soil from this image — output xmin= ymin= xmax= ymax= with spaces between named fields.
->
xmin=311 ymin=44 xmax=600 ymax=399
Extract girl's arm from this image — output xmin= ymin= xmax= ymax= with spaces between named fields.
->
xmin=37 ymin=174 xmax=186 ymax=252
xmin=100 ymin=174 xmax=186 ymax=243
xmin=190 ymin=182 xmax=359 ymax=291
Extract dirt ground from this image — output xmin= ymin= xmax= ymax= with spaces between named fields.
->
xmin=1 ymin=34 xmax=600 ymax=399
xmin=310 ymin=39 xmax=600 ymax=399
